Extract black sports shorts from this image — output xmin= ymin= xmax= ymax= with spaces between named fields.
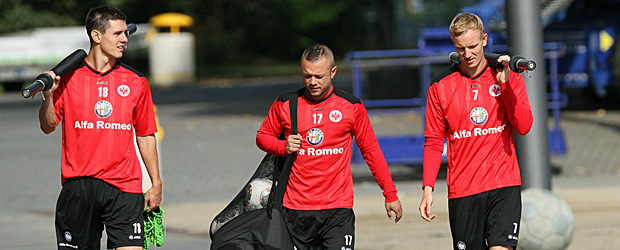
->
xmin=448 ymin=186 xmax=521 ymax=250
xmin=55 ymin=177 xmax=144 ymax=250
xmin=283 ymin=207 xmax=355 ymax=250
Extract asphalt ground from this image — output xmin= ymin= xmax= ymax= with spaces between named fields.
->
xmin=1 ymin=77 xmax=619 ymax=249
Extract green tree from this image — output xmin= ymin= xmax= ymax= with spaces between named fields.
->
xmin=0 ymin=0 xmax=79 ymax=33
xmin=177 ymin=0 xmax=374 ymax=65
xmin=0 ymin=0 xmax=378 ymax=77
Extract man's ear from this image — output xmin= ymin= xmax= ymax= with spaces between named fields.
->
xmin=91 ymin=30 xmax=102 ymax=44
xmin=331 ymin=66 xmax=338 ymax=79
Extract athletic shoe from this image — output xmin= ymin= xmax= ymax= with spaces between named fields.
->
xmin=144 ymin=206 xmax=166 ymax=249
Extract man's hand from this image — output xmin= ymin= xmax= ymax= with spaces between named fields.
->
xmin=42 ymin=71 xmax=61 ymax=98
xmin=38 ymin=70 xmax=61 ymax=134
xmin=144 ymin=183 xmax=162 ymax=213
xmin=495 ymin=55 xmax=511 ymax=83
xmin=419 ymin=186 xmax=436 ymax=222
xmin=286 ymin=134 xmax=303 ymax=155
xmin=385 ymin=199 xmax=403 ymax=223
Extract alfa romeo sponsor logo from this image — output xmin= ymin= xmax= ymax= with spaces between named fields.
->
xmin=306 ymin=128 xmax=324 ymax=146
xmin=94 ymin=100 xmax=113 ymax=118
xmin=470 ymin=107 xmax=488 ymax=125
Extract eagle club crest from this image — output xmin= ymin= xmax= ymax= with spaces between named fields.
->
xmin=117 ymin=85 xmax=130 ymax=97
xmin=329 ymin=110 xmax=342 ymax=123
xmin=489 ymin=84 xmax=501 ymax=97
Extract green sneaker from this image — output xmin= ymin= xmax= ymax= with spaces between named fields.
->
xmin=144 ymin=206 xmax=166 ymax=250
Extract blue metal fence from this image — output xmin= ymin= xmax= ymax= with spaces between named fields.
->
xmin=346 ymin=43 xmax=567 ymax=166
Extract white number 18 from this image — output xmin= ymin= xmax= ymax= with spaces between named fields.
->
xmin=98 ymin=86 xmax=108 ymax=97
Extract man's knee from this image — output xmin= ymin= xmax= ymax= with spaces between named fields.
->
xmin=489 ymin=246 xmax=513 ymax=250
xmin=115 ymin=246 xmax=143 ymax=250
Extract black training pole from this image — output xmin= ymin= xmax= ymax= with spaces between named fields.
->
xmin=506 ymin=0 xmax=552 ymax=190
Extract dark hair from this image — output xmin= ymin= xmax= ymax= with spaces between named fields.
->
xmin=301 ymin=43 xmax=335 ymax=68
xmin=85 ymin=5 xmax=126 ymax=43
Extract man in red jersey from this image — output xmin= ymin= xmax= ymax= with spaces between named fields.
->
xmin=257 ymin=43 xmax=403 ymax=250
xmin=418 ymin=13 xmax=533 ymax=250
xmin=38 ymin=6 xmax=161 ymax=250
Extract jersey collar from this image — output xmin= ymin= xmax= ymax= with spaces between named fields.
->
xmin=85 ymin=58 xmax=120 ymax=77
xmin=303 ymin=85 xmax=334 ymax=104
xmin=458 ymin=59 xmax=490 ymax=80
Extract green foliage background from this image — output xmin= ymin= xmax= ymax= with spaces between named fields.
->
xmin=0 ymin=0 xmax=467 ymax=78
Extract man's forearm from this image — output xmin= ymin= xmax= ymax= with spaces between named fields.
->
xmin=136 ymin=135 xmax=161 ymax=186
xmin=38 ymin=91 xmax=57 ymax=134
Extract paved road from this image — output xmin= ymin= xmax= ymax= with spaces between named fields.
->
xmin=0 ymin=78 xmax=341 ymax=249
xmin=1 ymin=77 xmax=619 ymax=249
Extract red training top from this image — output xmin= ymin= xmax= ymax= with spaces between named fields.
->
xmin=52 ymin=58 xmax=157 ymax=193
xmin=423 ymin=60 xmax=533 ymax=199
xmin=257 ymin=88 xmax=398 ymax=210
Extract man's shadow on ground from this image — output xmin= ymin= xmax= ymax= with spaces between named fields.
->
xmin=352 ymin=163 xmax=448 ymax=183
xmin=352 ymin=163 xmax=562 ymax=183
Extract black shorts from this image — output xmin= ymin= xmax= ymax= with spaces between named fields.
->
xmin=55 ymin=177 xmax=144 ymax=250
xmin=448 ymin=186 xmax=521 ymax=249
xmin=283 ymin=208 xmax=355 ymax=250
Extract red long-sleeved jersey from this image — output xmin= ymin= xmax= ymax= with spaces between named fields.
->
xmin=423 ymin=61 xmax=533 ymax=199
xmin=257 ymin=88 xmax=398 ymax=210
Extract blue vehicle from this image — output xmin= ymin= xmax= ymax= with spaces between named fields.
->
xmin=461 ymin=0 xmax=620 ymax=99
xmin=346 ymin=0 xmax=620 ymax=165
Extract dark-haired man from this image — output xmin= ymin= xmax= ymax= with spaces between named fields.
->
xmin=38 ymin=5 xmax=161 ymax=250
xmin=256 ymin=43 xmax=402 ymax=250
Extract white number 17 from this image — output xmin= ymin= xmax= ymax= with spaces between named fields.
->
xmin=313 ymin=113 xmax=322 ymax=124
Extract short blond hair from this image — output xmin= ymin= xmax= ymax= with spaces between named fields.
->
xmin=449 ymin=13 xmax=485 ymax=40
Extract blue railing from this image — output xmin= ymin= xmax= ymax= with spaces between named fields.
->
xmin=345 ymin=43 xmax=568 ymax=165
